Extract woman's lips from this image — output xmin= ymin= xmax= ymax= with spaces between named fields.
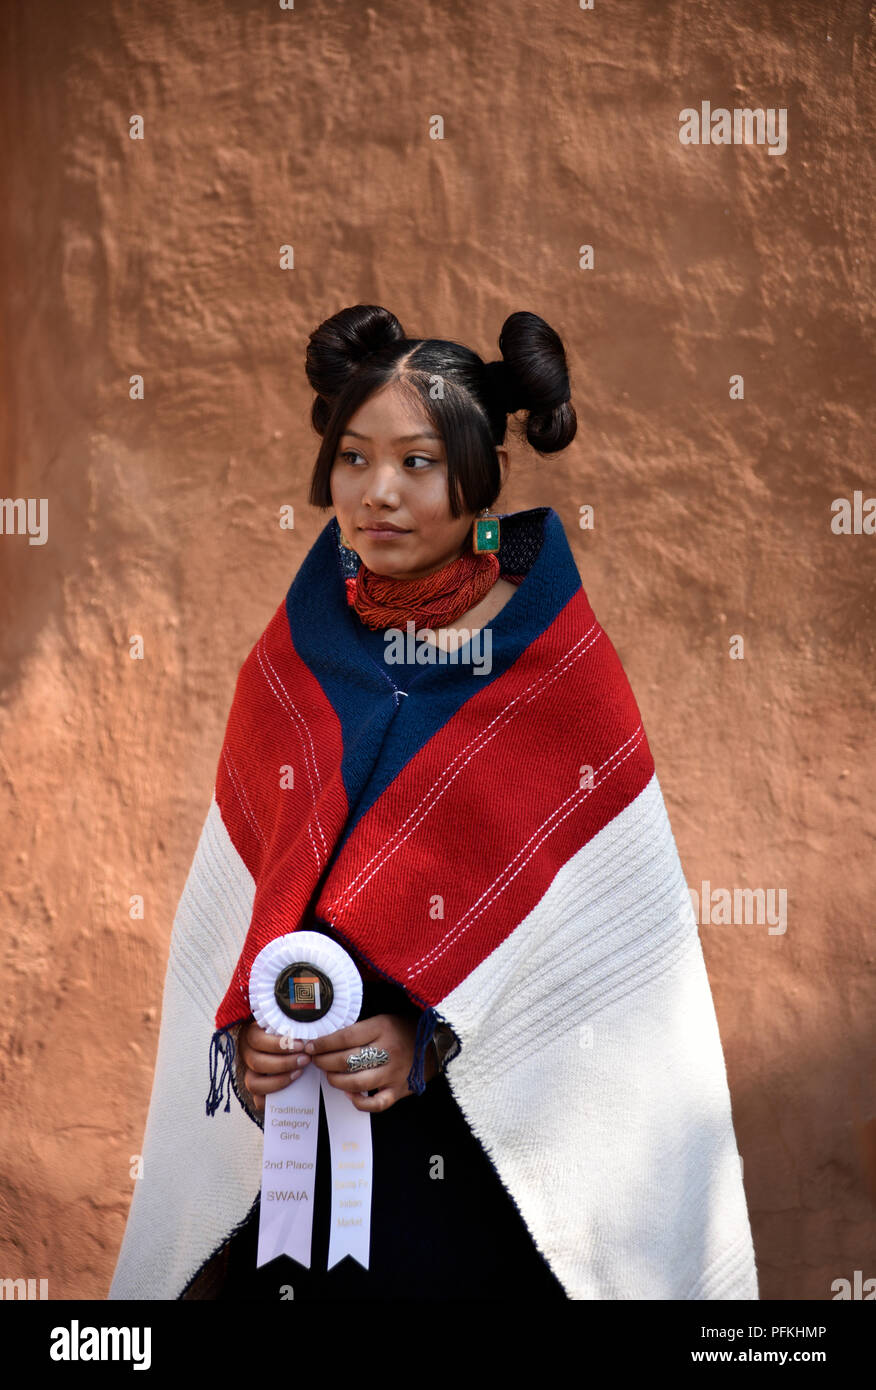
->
xmin=358 ymin=526 xmax=410 ymax=538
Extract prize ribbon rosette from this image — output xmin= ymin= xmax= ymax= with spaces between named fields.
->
xmin=248 ymin=931 xmax=373 ymax=1270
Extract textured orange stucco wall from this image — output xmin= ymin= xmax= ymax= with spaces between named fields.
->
xmin=0 ymin=0 xmax=873 ymax=1301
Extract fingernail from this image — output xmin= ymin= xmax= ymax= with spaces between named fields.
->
xmin=297 ymin=1055 xmax=310 ymax=1067
xmin=305 ymin=1042 xmax=315 ymax=1053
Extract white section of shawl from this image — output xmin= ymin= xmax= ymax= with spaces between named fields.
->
xmin=436 ymin=770 xmax=759 ymax=1299
xmin=108 ymin=794 xmax=263 ymax=1300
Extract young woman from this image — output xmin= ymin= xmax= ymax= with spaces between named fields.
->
xmin=110 ymin=305 xmax=758 ymax=1301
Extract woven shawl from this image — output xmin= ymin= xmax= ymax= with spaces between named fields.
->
xmin=109 ymin=506 xmax=759 ymax=1300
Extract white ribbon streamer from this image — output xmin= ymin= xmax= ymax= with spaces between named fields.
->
xmin=249 ymin=931 xmax=372 ymax=1272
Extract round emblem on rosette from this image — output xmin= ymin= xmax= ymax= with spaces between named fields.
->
xmin=273 ymin=961 xmax=334 ymax=1022
xmin=249 ymin=931 xmax=363 ymax=1040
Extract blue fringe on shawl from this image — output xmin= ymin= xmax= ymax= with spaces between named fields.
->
xmin=206 ymin=1025 xmax=237 ymax=1117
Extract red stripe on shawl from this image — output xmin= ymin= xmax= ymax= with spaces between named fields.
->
xmin=214 ymin=602 xmax=349 ymax=1027
xmin=314 ymin=588 xmax=655 ymax=1006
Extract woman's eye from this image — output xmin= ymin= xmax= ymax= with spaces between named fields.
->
xmin=405 ymin=455 xmax=436 ymax=468
xmin=339 ymin=450 xmax=365 ymax=465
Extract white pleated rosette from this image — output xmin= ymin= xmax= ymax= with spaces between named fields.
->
xmin=249 ymin=930 xmax=363 ymax=1041
xmin=247 ymin=930 xmax=372 ymax=1272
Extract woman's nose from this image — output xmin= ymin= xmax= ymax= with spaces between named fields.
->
xmin=361 ymin=464 xmax=402 ymax=506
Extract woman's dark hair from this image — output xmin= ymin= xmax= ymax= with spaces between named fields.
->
xmin=306 ymin=304 xmax=577 ymax=519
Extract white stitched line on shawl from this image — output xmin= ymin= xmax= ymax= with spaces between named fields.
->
xmin=462 ymin=808 xmax=693 ymax=1066
xmin=171 ymin=816 xmax=255 ymax=1014
xmin=479 ymin=931 xmax=692 ymax=1079
xmin=408 ymin=724 xmax=643 ymax=976
xmin=177 ymin=801 xmax=248 ymax=1007
xmin=407 ymin=726 xmax=646 ymax=979
xmin=684 ymin=1230 xmax=753 ymax=1300
xmin=326 ymin=620 xmax=602 ymax=912
xmin=481 ymin=904 xmax=694 ymax=1073
xmin=258 ymin=636 xmax=328 ymax=861
xmin=222 ymin=747 xmax=267 ymax=851
xmin=256 ymin=636 xmax=329 ymax=863
xmin=448 ymin=801 xmax=670 ymax=1051
xmin=481 ymin=820 xmax=689 ymax=1057
xmin=686 ymin=1233 xmax=755 ymax=1300
xmin=326 ymin=620 xmax=602 ymax=915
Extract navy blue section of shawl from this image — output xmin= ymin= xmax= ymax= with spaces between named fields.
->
xmin=283 ymin=507 xmax=581 ymax=862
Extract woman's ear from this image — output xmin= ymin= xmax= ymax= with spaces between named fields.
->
xmin=496 ymin=447 xmax=509 ymax=490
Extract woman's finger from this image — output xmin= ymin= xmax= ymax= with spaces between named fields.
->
xmin=307 ymin=1046 xmax=392 ymax=1074
xmin=320 ymin=1064 xmax=392 ymax=1091
xmin=245 ymin=1022 xmax=303 ymax=1054
xmin=302 ymin=1016 xmax=387 ymax=1058
xmin=241 ymin=1041 xmax=311 ymax=1075
xmin=244 ymin=1063 xmax=308 ymax=1096
xmin=346 ymin=1086 xmax=401 ymax=1113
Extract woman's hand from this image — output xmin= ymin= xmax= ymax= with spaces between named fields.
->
xmin=304 ymin=1013 xmax=437 ymax=1112
xmin=238 ymin=1021 xmax=313 ymax=1113
xmin=238 ymin=1013 xmax=437 ymax=1114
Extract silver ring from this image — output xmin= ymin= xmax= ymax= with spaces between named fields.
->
xmin=346 ymin=1045 xmax=390 ymax=1072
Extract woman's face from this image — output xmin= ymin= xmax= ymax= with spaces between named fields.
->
xmin=329 ymin=380 xmax=507 ymax=580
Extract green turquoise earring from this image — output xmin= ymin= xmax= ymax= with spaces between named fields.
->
xmin=472 ymin=508 xmax=500 ymax=553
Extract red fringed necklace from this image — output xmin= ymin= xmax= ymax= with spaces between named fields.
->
xmin=345 ymin=548 xmax=504 ymax=631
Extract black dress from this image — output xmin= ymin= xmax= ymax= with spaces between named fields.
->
xmin=217 ymin=617 xmax=567 ymax=1299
